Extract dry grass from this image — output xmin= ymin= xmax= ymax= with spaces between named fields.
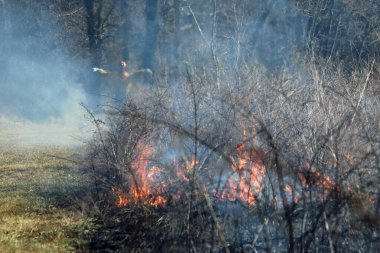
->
xmin=0 ymin=146 xmax=93 ymax=253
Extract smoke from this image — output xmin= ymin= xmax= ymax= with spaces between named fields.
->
xmin=1 ymin=54 xmax=86 ymax=120
xmin=0 ymin=53 xmax=89 ymax=146
xmin=0 ymin=2 xmax=90 ymax=146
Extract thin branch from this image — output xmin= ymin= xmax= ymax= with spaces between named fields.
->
xmin=248 ymin=218 xmax=268 ymax=253
xmin=323 ymin=211 xmax=335 ymax=253
xmin=350 ymin=59 xmax=375 ymax=124
xmin=57 ymin=7 xmax=84 ymax=17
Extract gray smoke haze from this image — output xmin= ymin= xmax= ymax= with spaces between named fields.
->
xmin=1 ymin=54 xmax=86 ymax=120
xmin=0 ymin=52 xmax=89 ymax=146
xmin=0 ymin=3 xmax=90 ymax=147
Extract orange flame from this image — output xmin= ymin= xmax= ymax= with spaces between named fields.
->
xmin=112 ymin=188 xmax=129 ymax=207
xmin=300 ymin=161 xmax=337 ymax=191
xmin=216 ymin=137 xmax=266 ymax=206
xmin=175 ymin=156 xmax=197 ymax=182
xmin=113 ymin=142 xmax=167 ymax=207
xmin=112 ymin=129 xmax=347 ymax=209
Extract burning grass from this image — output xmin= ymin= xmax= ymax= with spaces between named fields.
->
xmin=110 ymin=140 xmax=268 ymax=209
xmin=0 ymin=146 xmax=93 ymax=253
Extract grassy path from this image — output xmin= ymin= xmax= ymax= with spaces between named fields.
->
xmin=0 ymin=147 xmax=92 ymax=253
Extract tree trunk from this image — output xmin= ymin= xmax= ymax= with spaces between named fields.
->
xmin=142 ymin=0 xmax=159 ymax=71
xmin=162 ymin=0 xmax=180 ymax=77
xmin=119 ymin=0 xmax=130 ymax=61
xmin=84 ymin=0 xmax=102 ymax=108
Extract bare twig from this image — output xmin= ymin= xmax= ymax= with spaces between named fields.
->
xmin=248 ymin=218 xmax=268 ymax=253
xmin=323 ymin=211 xmax=335 ymax=253
xmin=350 ymin=59 xmax=375 ymax=124
xmin=194 ymin=172 xmax=231 ymax=253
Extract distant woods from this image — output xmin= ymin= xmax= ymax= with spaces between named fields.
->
xmin=294 ymin=0 xmax=380 ymax=66
xmin=3 ymin=0 xmax=380 ymax=65
xmin=2 ymin=0 xmax=380 ymax=98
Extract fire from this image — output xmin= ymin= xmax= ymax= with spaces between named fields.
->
xmin=112 ymin=140 xmax=202 ymax=208
xmin=216 ymin=139 xmax=266 ymax=206
xmin=112 ymin=187 xmax=130 ymax=207
xmin=113 ymin=127 xmax=268 ymax=208
xmin=300 ymin=162 xmax=337 ymax=191
xmin=113 ymin=142 xmax=167 ymax=207
xmin=175 ymin=156 xmax=197 ymax=182
xmin=112 ymin=132 xmax=346 ymax=209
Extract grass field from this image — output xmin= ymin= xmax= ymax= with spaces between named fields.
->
xmin=0 ymin=146 xmax=93 ymax=253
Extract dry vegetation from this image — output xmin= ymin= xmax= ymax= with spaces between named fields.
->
xmin=0 ymin=147 xmax=93 ymax=253
xmin=83 ymin=55 xmax=380 ymax=252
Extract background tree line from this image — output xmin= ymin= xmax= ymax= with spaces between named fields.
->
xmin=2 ymin=0 xmax=380 ymax=103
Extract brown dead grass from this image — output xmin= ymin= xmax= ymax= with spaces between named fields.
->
xmin=0 ymin=146 xmax=92 ymax=253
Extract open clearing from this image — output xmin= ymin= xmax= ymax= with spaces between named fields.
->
xmin=0 ymin=146 xmax=93 ymax=253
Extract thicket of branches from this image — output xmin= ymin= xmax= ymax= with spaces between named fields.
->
xmin=83 ymin=54 xmax=380 ymax=252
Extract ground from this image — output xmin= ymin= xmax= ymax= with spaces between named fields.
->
xmin=0 ymin=146 xmax=93 ymax=253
